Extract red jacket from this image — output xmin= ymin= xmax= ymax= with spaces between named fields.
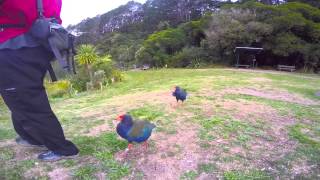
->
xmin=0 ymin=0 xmax=62 ymax=43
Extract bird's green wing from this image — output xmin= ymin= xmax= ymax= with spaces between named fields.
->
xmin=129 ymin=120 xmax=147 ymax=137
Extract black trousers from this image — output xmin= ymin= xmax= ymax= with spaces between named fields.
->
xmin=0 ymin=47 xmax=78 ymax=156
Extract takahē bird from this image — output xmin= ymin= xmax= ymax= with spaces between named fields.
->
xmin=172 ymin=86 xmax=187 ymax=104
xmin=116 ymin=114 xmax=156 ymax=150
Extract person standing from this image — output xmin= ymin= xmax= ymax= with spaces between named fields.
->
xmin=0 ymin=0 xmax=79 ymax=161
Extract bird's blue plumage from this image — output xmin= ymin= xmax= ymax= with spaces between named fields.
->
xmin=116 ymin=114 xmax=156 ymax=143
xmin=172 ymin=86 xmax=187 ymax=102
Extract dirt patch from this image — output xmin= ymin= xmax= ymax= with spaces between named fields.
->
xmin=219 ymin=100 xmax=277 ymax=121
xmin=116 ymin=115 xmax=203 ymax=180
xmin=0 ymin=140 xmax=14 ymax=148
xmin=199 ymin=99 xmax=299 ymax=173
xmin=95 ymin=172 xmax=106 ymax=180
xmin=48 ymin=168 xmax=72 ymax=180
xmin=24 ymin=165 xmax=50 ymax=180
xmin=12 ymin=146 xmax=44 ymax=161
xmin=1 ymin=140 xmax=46 ymax=161
xmin=291 ymin=159 xmax=318 ymax=177
xmin=225 ymin=88 xmax=318 ymax=105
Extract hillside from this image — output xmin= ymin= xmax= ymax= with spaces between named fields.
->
xmin=67 ymin=0 xmax=224 ymax=36
xmin=66 ymin=0 xmax=320 ymax=73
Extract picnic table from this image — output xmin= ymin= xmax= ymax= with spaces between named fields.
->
xmin=277 ymin=65 xmax=296 ymax=72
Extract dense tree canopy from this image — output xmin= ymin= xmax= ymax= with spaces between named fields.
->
xmin=72 ymin=0 xmax=320 ymax=72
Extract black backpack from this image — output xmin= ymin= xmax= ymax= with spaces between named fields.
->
xmin=29 ymin=0 xmax=76 ymax=82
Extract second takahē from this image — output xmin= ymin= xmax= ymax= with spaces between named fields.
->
xmin=116 ymin=114 xmax=156 ymax=150
xmin=172 ymin=86 xmax=187 ymax=103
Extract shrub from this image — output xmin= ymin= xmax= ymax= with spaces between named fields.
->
xmin=70 ymin=69 xmax=90 ymax=92
xmin=87 ymin=70 xmax=106 ymax=91
xmin=46 ymin=80 xmax=72 ymax=98
xmin=111 ymin=69 xmax=124 ymax=83
xmin=169 ymin=47 xmax=208 ymax=68
xmin=93 ymin=55 xmax=113 ymax=79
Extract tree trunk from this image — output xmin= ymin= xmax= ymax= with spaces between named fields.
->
xmin=86 ymin=64 xmax=94 ymax=83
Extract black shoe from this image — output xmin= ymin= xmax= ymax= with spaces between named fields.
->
xmin=38 ymin=151 xmax=79 ymax=162
xmin=15 ymin=137 xmax=45 ymax=148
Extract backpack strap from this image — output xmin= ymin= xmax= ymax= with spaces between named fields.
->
xmin=36 ymin=0 xmax=45 ymax=18
xmin=47 ymin=63 xmax=57 ymax=82
xmin=36 ymin=0 xmax=57 ymax=82
xmin=48 ymin=37 xmax=70 ymax=70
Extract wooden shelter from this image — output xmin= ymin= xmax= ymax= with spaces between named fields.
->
xmin=234 ymin=47 xmax=263 ymax=68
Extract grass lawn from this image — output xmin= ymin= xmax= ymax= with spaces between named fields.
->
xmin=0 ymin=68 xmax=319 ymax=179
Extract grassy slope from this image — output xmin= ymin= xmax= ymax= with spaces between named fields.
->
xmin=0 ymin=68 xmax=319 ymax=179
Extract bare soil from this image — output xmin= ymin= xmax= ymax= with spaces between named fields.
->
xmin=225 ymin=88 xmax=318 ymax=105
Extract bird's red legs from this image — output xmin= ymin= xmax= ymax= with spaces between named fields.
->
xmin=143 ymin=141 xmax=149 ymax=150
xmin=172 ymin=101 xmax=180 ymax=109
xmin=171 ymin=101 xmax=178 ymax=109
xmin=177 ymin=101 xmax=183 ymax=108
xmin=127 ymin=143 xmax=133 ymax=151
xmin=122 ymin=143 xmax=133 ymax=158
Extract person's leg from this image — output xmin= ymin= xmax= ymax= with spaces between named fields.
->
xmin=16 ymin=87 xmax=79 ymax=155
xmin=0 ymin=88 xmax=42 ymax=145
xmin=0 ymin=47 xmax=78 ymax=156
xmin=12 ymin=112 xmax=44 ymax=145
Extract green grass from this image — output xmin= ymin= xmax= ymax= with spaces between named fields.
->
xmin=223 ymin=170 xmax=271 ymax=180
xmin=0 ymin=127 xmax=15 ymax=141
xmin=129 ymin=105 xmax=165 ymax=121
xmin=180 ymin=170 xmax=198 ymax=180
xmin=270 ymin=144 xmax=320 ymax=178
xmin=0 ymin=160 xmax=36 ymax=180
xmin=73 ymin=133 xmax=130 ymax=179
xmin=61 ymin=159 xmax=76 ymax=168
xmin=0 ymin=147 xmax=15 ymax=161
xmin=74 ymin=165 xmax=97 ymax=180
xmin=264 ymin=73 xmax=320 ymax=100
xmin=289 ymin=124 xmax=320 ymax=149
xmin=179 ymin=163 xmax=217 ymax=180
xmin=197 ymin=163 xmax=217 ymax=174
xmin=196 ymin=115 xmax=265 ymax=147
xmin=224 ymin=94 xmax=320 ymax=121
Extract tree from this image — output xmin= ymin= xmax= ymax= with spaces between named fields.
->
xmin=204 ymin=8 xmax=272 ymax=62
xmin=142 ymin=28 xmax=187 ymax=67
xmin=75 ymin=44 xmax=99 ymax=82
xmin=93 ymin=54 xmax=114 ymax=79
xmin=135 ymin=46 xmax=153 ymax=66
xmin=228 ymin=1 xmax=320 ymax=70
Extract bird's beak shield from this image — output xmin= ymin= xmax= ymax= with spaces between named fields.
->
xmin=116 ymin=115 xmax=123 ymax=121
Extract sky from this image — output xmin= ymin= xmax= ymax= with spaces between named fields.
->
xmin=61 ymin=0 xmax=147 ymax=27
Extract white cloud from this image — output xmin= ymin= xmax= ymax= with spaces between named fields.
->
xmin=61 ymin=0 xmax=147 ymax=26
